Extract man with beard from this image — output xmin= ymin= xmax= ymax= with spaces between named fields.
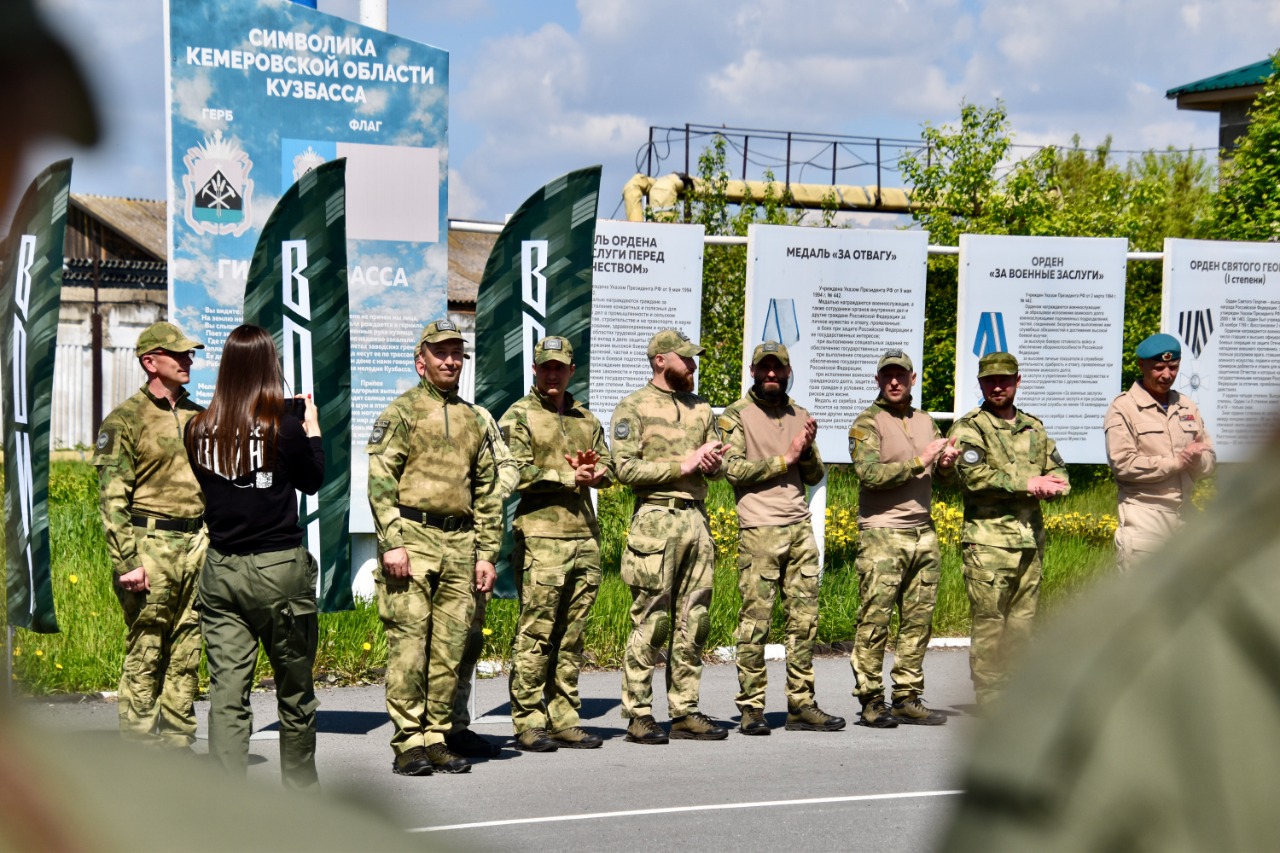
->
xmin=367 ymin=319 xmax=504 ymax=776
xmin=947 ymin=352 xmax=1069 ymax=708
xmin=500 ymin=336 xmax=613 ymax=752
xmin=721 ymin=341 xmax=843 ymax=736
xmin=849 ymin=349 xmax=958 ymax=728
xmin=611 ymin=328 xmax=728 ymax=744
xmin=1104 ymin=333 xmax=1214 ymax=572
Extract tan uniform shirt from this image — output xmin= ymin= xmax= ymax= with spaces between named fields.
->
xmin=1104 ymin=382 xmax=1215 ymax=514
xmin=850 ymin=397 xmax=943 ymax=529
xmin=720 ymin=390 xmax=825 ymax=529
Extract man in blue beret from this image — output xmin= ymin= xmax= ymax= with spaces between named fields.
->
xmin=1104 ymin=333 xmax=1215 ymax=572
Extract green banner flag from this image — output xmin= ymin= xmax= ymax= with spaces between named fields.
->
xmin=243 ymin=159 xmax=353 ymax=612
xmin=2 ymin=161 xmax=72 ymax=633
xmin=475 ymin=165 xmax=601 ymax=597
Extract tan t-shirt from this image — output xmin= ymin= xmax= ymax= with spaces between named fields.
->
xmin=850 ymin=398 xmax=941 ymax=529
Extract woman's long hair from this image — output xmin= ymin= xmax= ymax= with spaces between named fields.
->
xmin=185 ymin=324 xmax=285 ymax=479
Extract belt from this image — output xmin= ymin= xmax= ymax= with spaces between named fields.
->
xmin=641 ymin=497 xmax=703 ymax=510
xmin=131 ymin=515 xmax=203 ymax=533
xmin=398 ymin=504 xmax=474 ymax=531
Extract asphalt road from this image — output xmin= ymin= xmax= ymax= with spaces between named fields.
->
xmin=22 ymin=650 xmax=977 ymax=852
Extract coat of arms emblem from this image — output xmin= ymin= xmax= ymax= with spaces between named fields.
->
xmin=182 ymin=130 xmax=254 ymax=237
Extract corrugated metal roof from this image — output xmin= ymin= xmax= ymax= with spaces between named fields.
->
xmin=70 ymin=194 xmax=167 ymax=259
xmin=1167 ymin=59 xmax=1274 ymax=98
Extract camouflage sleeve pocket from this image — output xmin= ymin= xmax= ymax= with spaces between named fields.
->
xmin=620 ymin=533 xmax=667 ymax=590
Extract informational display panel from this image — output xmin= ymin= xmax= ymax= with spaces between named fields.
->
xmin=956 ymin=234 xmax=1127 ymax=464
xmin=1163 ymin=238 xmax=1280 ymax=461
xmin=744 ymin=224 xmax=929 ymax=463
xmin=589 ymin=220 xmax=705 ymax=435
xmin=166 ymin=0 xmax=448 ymax=528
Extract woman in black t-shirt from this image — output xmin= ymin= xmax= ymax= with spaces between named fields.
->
xmin=185 ymin=324 xmax=325 ymax=791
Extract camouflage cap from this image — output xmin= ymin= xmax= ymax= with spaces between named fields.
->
xmin=877 ymin=348 xmax=913 ymax=373
xmin=1136 ymin=332 xmax=1181 ymax=362
xmin=977 ymin=351 xmax=1019 ymax=378
xmin=135 ymin=322 xmax=204 ymax=357
xmin=750 ymin=340 xmax=790 ymax=367
xmin=534 ymin=335 xmax=574 ymax=365
xmin=416 ymin=319 xmax=469 ymax=357
xmin=647 ymin=328 xmax=704 ymax=358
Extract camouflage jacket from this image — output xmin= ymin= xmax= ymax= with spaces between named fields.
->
xmin=366 ymin=378 xmax=504 ymax=561
xmin=91 ymin=385 xmax=205 ymax=575
xmin=947 ymin=405 xmax=1069 ymax=549
xmin=850 ymin=396 xmax=951 ymax=529
xmin=610 ymin=381 xmax=723 ymax=502
xmin=499 ymin=386 xmax=613 ymax=539
xmin=720 ymin=389 xmax=824 ymax=527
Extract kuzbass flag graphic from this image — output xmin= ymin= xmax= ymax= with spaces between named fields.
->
xmin=475 ymin=165 xmax=601 ymax=597
xmin=243 ymin=159 xmax=354 ymax=612
xmin=2 ymin=161 xmax=72 ymax=633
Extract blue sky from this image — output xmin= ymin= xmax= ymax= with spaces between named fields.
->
xmin=25 ymin=0 xmax=1280 ymax=224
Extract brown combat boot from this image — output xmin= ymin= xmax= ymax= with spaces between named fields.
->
xmin=670 ymin=712 xmax=728 ymax=741
xmin=625 ymin=714 xmax=669 ymax=745
xmin=858 ymin=697 xmax=900 ymax=729
xmin=515 ymin=727 xmax=560 ymax=752
xmin=391 ymin=745 xmax=433 ymax=776
xmin=891 ymin=695 xmax=947 ymax=726
xmin=739 ymin=707 xmax=771 ymax=736
xmin=550 ymin=726 xmax=603 ymax=749
xmin=425 ymin=742 xmax=471 ymax=773
xmin=785 ymin=705 xmax=846 ymax=732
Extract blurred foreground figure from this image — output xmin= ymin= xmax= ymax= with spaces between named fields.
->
xmin=939 ymin=440 xmax=1280 ymax=852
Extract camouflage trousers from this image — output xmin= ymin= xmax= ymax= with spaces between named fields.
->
xmin=509 ymin=534 xmax=601 ymax=734
xmin=375 ymin=524 xmax=475 ymax=753
xmin=449 ymin=588 xmax=488 ymax=733
xmin=850 ymin=525 xmax=941 ymax=702
xmin=961 ymin=543 xmax=1042 ymax=703
xmin=113 ymin=526 xmax=207 ymax=748
xmin=1115 ymin=501 xmax=1184 ymax=573
xmin=735 ymin=522 xmax=820 ymax=712
xmin=620 ymin=504 xmax=714 ymax=720
xmin=199 ymin=545 xmax=319 ymax=791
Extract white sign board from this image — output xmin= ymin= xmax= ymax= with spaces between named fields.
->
xmin=955 ymin=234 xmax=1128 ymax=464
xmin=589 ymin=220 xmax=705 ymax=435
xmin=1162 ymin=238 xmax=1280 ymax=462
xmin=743 ymin=224 xmax=929 ymax=463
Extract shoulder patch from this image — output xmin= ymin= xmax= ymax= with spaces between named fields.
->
xmin=960 ymin=446 xmax=985 ymax=466
xmin=367 ymin=419 xmax=391 ymax=448
xmin=1050 ymin=449 xmax=1066 ymax=466
xmin=94 ymin=428 xmax=116 ymax=457
xmin=613 ymin=420 xmax=631 ymax=440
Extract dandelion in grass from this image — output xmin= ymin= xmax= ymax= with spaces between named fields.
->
xmin=362 ymin=642 xmax=372 ymax=651
xmin=68 ymin=574 xmax=79 ymax=584
xmin=35 ymin=650 xmax=43 ymax=657
xmin=482 ymin=628 xmax=493 ymax=637
xmin=12 ymin=648 xmax=20 ymax=657
xmin=55 ymin=663 xmax=63 ymax=670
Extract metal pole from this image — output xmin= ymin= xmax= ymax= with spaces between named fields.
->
xmin=646 ymin=127 xmax=654 ymax=177
xmin=684 ymin=123 xmax=690 ymax=176
xmin=91 ymin=259 xmax=103 ymax=433
xmin=785 ymin=132 xmax=792 ymax=188
xmin=831 ymin=142 xmax=838 ymax=185
xmin=875 ymin=138 xmax=882 ymax=206
xmin=742 ymin=136 xmax=749 ymax=180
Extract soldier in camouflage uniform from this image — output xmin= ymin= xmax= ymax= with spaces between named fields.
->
xmin=367 ymin=319 xmax=504 ymax=776
xmin=499 ymin=336 xmax=613 ymax=752
xmin=612 ymin=329 xmax=729 ymax=744
xmin=446 ymin=404 xmax=518 ymax=760
xmin=947 ymin=352 xmax=1069 ymax=707
xmin=849 ymin=349 xmax=959 ymax=728
xmin=721 ymin=341 xmax=843 ymax=736
xmin=92 ymin=321 xmax=207 ymax=749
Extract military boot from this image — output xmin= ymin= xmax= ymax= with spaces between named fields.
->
xmin=425 ymin=742 xmax=471 ymax=773
xmin=550 ymin=726 xmax=603 ymax=749
xmin=515 ymin=727 xmax=560 ymax=752
xmin=625 ymin=714 xmax=669 ymax=745
xmin=739 ymin=707 xmax=771 ymax=736
xmin=891 ymin=695 xmax=947 ymax=726
xmin=670 ymin=712 xmax=728 ymax=741
xmin=785 ymin=705 xmax=846 ymax=732
xmin=391 ymin=745 xmax=433 ymax=776
xmin=858 ymin=697 xmax=900 ymax=729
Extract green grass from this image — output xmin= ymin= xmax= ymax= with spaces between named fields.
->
xmin=4 ymin=460 xmax=1136 ymax=694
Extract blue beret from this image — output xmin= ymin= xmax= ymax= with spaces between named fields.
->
xmin=1136 ymin=333 xmax=1181 ymax=361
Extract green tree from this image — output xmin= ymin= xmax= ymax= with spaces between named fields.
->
xmin=1211 ymin=53 xmax=1280 ymax=240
